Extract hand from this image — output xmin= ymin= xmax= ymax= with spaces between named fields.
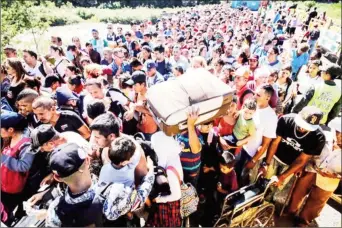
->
xmin=146 ymin=156 xmax=154 ymax=171
xmin=27 ymin=189 xmax=49 ymax=206
xmin=245 ymin=160 xmax=256 ymax=170
xmin=219 ymin=137 xmax=231 ymax=151
xmin=272 ymin=175 xmax=286 ymax=188
xmin=40 ymin=56 xmax=47 ymax=63
xmin=40 ymin=173 xmax=54 ymax=187
xmin=145 ymin=197 xmax=152 ymax=207
xmin=124 ymin=110 xmax=134 ymax=121
xmin=203 ymin=165 xmax=213 ymax=173
xmin=258 ymin=166 xmax=267 ymax=177
xmin=101 ymin=147 xmax=111 ymax=164
xmin=236 ymin=140 xmax=244 ymax=147
xmin=186 ymin=106 xmax=200 ymax=127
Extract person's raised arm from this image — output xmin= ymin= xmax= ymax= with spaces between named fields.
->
xmin=187 ymin=106 xmax=202 ymax=154
xmin=78 ymin=125 xmax=91 ymax=140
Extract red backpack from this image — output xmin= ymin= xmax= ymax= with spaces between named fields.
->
xmin=1 ymin=137 xmax=31 ymax=194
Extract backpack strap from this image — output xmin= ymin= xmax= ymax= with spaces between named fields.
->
xmin=166 ymin=166 xmax=182 ymax=185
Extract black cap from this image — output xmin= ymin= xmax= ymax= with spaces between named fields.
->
xmin=126 ymin=71 xmax=146 ymax=85
xmin=49 ymin=142 xmax=87 ymax=178
xmin=177 ymin=36 xmax=186 ymax=43
xmin=294 ymin=106 xmax=323 ymax=131
xmin=31 ymin=124 xmax=59 ymax=149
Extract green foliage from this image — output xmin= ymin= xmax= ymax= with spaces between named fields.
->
xmin=304 ymin=1 xmax=316 ymax=9
xmin=77 ymin=9 xmax=95 ymax=20
xmin=1 ymin=0 xmax=50 ymax=48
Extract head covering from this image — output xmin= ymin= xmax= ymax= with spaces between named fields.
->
xmin=49 ymin=142 xmax=87 ymax=178
xmin=145 ymin=60 xmax=157 ymax=71
xmin=328 ymin=117 xmax=342 ymax=133
xmin=56 ymin=87 xmax=79 ymax=107
xmin=126 ymin=71 xmax=147 ymax=85
xmin=0 ymin=110 xmax=25 ymax=128
xmin=294 ymin=106 xmax=323 ymax=131
xmin=30 ymin=124 xmax=59 ymax=149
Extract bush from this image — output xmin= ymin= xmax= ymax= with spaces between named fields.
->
xmin=77 ymin=9 xmax=95 ymax=20
xmin=304 ymin=1 xmax=316 ymax=9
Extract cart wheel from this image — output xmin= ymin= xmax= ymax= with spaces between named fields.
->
xmin=245 ymin=204 xmax=275 ymax=227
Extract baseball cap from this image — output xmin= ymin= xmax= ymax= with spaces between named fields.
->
xmin=145 ymin=60 xmax=156 ymax=71
xmin=30 ymin=124 xmax=59 ymax=149
xmin=320 ymin=64 xmax=342 ymax=79
xmin=0 ymin=110 xmax=25 ymax=128
xmin=49 ymin=142 xmax=87 ymax=178
xmin=294 ymin=106 xmax=323 ymax=131
xmin=55 ymin=87 xmax=79 ymax=107
xmin=328 ymin=116 xmax=341 ymax=133
xmin=249 ymin=54 xmax=259 ymax=61
xmin=4 ymin=45 xmax=16 ymax=51
xmin=126 ymin=71 xmax=147 ymax=86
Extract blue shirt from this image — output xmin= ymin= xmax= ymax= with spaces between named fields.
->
xmin=291 ymin=50 xmax=309 ymax=75
xmin=110 ymin=61 xmax=131 ymax=76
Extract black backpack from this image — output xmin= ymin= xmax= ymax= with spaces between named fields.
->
xmin=55 ymin=182 xmax=111 ymax=227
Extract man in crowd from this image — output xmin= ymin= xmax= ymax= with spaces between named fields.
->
xmin=153 ymin=45 xmax=174 ymax=80
xmin=23 ymin=49 xmax=53 ymax=79
xmin=85 ymin=42 xmax=101 ymax=64
xmin=292 ymin=64 xmax=341 ymax=125
xmin=89 ymin=29 xmax=108 ymax=58
xmin=32 ymin=96 xmax=91 ymax=139
xmin=145 ymin=60 xmax=165 ymax=87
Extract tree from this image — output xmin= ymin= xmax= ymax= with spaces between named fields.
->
xmin=1 ymin=0 xmax=50 ymax=55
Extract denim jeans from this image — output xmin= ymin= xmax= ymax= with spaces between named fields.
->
xmin=234 ymin=148 xmax=252 ymax=185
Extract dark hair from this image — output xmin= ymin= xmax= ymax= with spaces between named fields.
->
xmin=23 ymin=49 xmax=38 ymax=59
xmin=90 ymin=112 xmax=120 ymax=138
xmin=142 ymin=45 xmax=152 ymax=53
xmin=215 ymin=58 xmax=225 ymax=67
xmin=50 ymin=45 xmax=65 ymax=56
xmin=24 ymin=76 xmax=41 ymax=91
xmin=86 ymin=100 xmax=106 ymax=120
xmin=16 ymin=88 xmax=39 ymax=102
xmin=1 ymin=64 xmax=7 ymax=75
xmin=57 ymin=37 xmax=62 ymax=42
xmin=109 ymin=137 xmax=136 ymax=165
xmin=238 ymin=52 xmax=249 ymax=64
xmin=6 ymin=58 xmax=29 ymax=83
xmin=281 ymin=65 xmax=292 ymax=73
xmin=66 ymin=64 xmax=81 ymax=75
xmin=271 ymin=46 xmax=280 ymax=55
xmin=261 ymin=84 xmax=274 ymax=97
xmin=2 ymin=116 xmax=28 ymax=132
xmin=130 ymin=58 xmax=143 ymax=68
xmin=299 ymin=43 xmax=310 ymax=53
xmin=153 ymin=45 xmax=165 ymax=53
xmin=243 ymin=98 xmax=257 ymax=110
xmin=219 ymin=151 xmax=236 ymax=168
xmin=85 ymin=42 xmax=92 ymax=47
xmin=67 ymin=44 xmax=77 ymax=52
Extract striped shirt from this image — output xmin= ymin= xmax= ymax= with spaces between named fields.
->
xmin=176 ymin=130 xmax=204 ymax=177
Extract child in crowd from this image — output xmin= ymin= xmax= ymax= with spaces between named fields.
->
xmin=215 ymin=151 xmax=239 ymax=215
xmin=222 ymin=98 xmax=256 ymax=149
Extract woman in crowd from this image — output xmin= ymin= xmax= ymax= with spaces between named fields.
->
xmin=5 ymin=58 xmax=30 ymax=110
xmin=50 ymin=45 xmax=69 ymax=78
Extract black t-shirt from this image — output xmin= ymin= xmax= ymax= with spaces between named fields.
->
xmin=275 ymin=114 xmax=325 ymax=165
xmin=54 ymin=111 xmax=86 ymax=133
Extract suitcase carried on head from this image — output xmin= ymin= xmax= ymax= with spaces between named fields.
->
xmin=146 ymin=68 xmax=235 ymax=136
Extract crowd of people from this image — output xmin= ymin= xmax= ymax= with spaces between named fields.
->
xmin=1 ymin=2 xmax=341 ymax=227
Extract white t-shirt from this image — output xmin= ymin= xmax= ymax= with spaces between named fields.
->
xmin=243 ymin=106 xmax=278 ymax=157
xmin=61 ymin=131 xmax=91 ymax=153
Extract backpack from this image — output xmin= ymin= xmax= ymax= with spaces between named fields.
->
xmin=38 ymin=63 xmax=47 ymax=77
xmin=1 ymin=137 xmax=31 ymax=194
xmin=55 ymin=182 xmax=111 ymax=227
xmin=106 ymin=88 xmax=138 ymax=135
xmin=239 ymin=89 xmax=254 ymax=106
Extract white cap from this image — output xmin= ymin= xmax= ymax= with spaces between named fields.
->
xmin=328 ymin=117 xmax=341 ymax=133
